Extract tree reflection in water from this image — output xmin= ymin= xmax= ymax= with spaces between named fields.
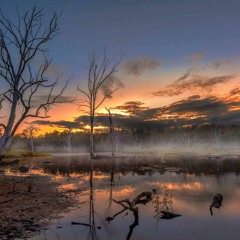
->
xmin=104 ymin=184 xmax=182 ymax=239
xmin=108 ymin=157 xmax=116 ymax=208
xmin=106 ymin=197 xmax=144 ymax=240
xmin=153 ymin=186 xmax=174 ymax=223
xmin=72 ymin=161 xmax=101 ymax=239
xmin=8 ymin=155 xmax=238 ymax=239
xmin=87 ymin=161 xmax=99 ymax=240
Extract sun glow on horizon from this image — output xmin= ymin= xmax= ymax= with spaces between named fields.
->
xmin=11 ymin=70 xmax=240 ymax=137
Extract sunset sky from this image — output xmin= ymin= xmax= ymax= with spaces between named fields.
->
xmin=1 ymin=0 xmax=240 ymax=135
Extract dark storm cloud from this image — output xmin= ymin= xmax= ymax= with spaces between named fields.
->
xmin=154 ymin=88 xmax=183 ymax=97
xmin=113 ymin=101 xmax=149 ymax=116
xmin=74 ymin=101 xmax=161 ymax=128
xmin=154 ymin=74 xmax=235 ymax=97
xmin=33 ymin=120 xmax=81 ymax=129
xmin=74 ymin=115 xmax=89 ymax=124
xmin=201 ymin=60 xmax=230 ymax=70
xmin=123 ymin=56 xmax=160 ymax=76
xmin=31 ymin=94 xmax=74 ymax=105
xmin=230 ymin=87 xmax=240 ymax=96
xmin=176 ymin=71 xmax=191 ymax=82
xmin=136 ymin=108 xmax=162 ymax=119
xmin=198 ymin=75 xmax=234 ymax=87
xmin=75 ymin=115 xmax=114 ymax=127
xmin=111 ymin=95 xmax=237 ymax=125
xmin=165 ymin=97 xmax=228 ymax=116
xmin=220 ymin=110 xmax=240 ymax=125
xmin=74 ymin=91 xmax=240 ymax=131
xmin=100 ymin=75 xmax=124 ymax=99
xmin=74 ymin=115 xmax=112 ymax=127
xmin=113 ymin=101 xmax=163 ymax=120
xmin=187 ymin=95 xmax=201 ymax=100
xmin=75 ymin=114 xmax=167 ymax=130
xmin=111 ymin=97 xmax=229 ymax=122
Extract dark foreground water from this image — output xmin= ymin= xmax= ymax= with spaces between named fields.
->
xmin=10 ymin=154 xmax=240 ymax=240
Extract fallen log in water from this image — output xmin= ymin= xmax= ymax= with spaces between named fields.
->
xmin=71 ymin=222 xmax=101 ymax=229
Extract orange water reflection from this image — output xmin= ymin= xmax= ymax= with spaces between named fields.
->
xmin=5 ymin=156 xmax=240 ymax=240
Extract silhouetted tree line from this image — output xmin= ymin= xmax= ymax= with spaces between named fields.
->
xmin=10 ymin=124 xmax=240 ymax=153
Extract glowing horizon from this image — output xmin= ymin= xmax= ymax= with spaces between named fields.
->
xmin=13 ymin=72 xmax=240 ymax=136
xmin=1 ymin=0 xmax=240 ymax=137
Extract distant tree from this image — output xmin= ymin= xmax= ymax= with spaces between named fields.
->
xmin=64 ymin=128 xmax=73 ymax=153
xmin=105 ymin=108 xmax=123 ymax=156
xmin=21 ymin=123 xmax=39 ymax=152
xmin=0 ymin=7 xmax=71 ymax=160
xmin=78 ymin=50 xmax=122 ymax=159
xmin=44 ymin=130 xmax=63 ymax=147
xmin=176 ymin=121 xmax=199 ymax=151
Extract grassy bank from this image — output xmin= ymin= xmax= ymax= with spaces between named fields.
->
xmin=4 ymin=150 xmax=51 ymax=159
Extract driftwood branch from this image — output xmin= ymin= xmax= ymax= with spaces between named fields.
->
xmin=71 ymin=222 xmax=101 ymax=230
xmin=107 ymin=190 xmax=156 ymax=223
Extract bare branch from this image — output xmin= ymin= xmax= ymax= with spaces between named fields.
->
xmin=0 ymin=6 xmax=69 ymax=157
xmin=77 ymin=85 xmax=90 ymax=99
xmin=77 ymin=50 xmax=122 ymax=158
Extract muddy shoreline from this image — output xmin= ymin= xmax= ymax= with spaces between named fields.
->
xmin=0 ymin=174 xmax=79 ymax=240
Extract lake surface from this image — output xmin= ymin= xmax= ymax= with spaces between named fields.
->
xmin=9 ymin=154 xmax=240 ymax=240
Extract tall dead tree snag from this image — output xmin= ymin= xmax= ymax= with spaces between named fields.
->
xmin=78 ymin=51 xmax=122 ymax=159
xmin=105 ymin=108 xmax=116 ymax=157
xmin=66 ymin=128 xmax=73 ymax=153
xmin=0 ymin=7 xmax=71 ymax=160
xmin=105 ymin=108 xmax=122 ymax=156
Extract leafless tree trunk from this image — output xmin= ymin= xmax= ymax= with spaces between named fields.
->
xmin=66 ymin=128 xmax=72 ymax=153
xmin=0 ymin=7 xmax=72 ymax=160
xmin=215 ymin=127 xmax=222 ymax=152
xmin=213 ymin=119 xmax=222 ymax=152
xmin=88 ymin=161 xmax=98 ymax=239
xmin=78 ymin=50 xmax=122 ymax=159
xmin=105 ymin=108 xmax=116 ymax=157
xmin=0 ymin=98 xmax=4 ymax=136
xmin=177 ymin=122 xmax=199 ymax=151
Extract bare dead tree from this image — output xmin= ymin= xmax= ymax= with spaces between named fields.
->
xmin=0 ymin=99 xmax=3 ymax=137
xmin=105 ymin=107 xmax=116 ymax=157
xmin=0 ymin=7 xmax=72 ymax=160
xmin=0 ymin=98 xmax=4 ymax=128
xmin=66 ymin=127 xmax=73 ymax=153
xmin=78 ymin=50 xmax=122 ymax=159
xmin=212 ymin=118 xmax=222 ymax=152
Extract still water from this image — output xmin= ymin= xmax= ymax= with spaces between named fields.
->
xmin=17 ymin=155 xmax=240 ymax=240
